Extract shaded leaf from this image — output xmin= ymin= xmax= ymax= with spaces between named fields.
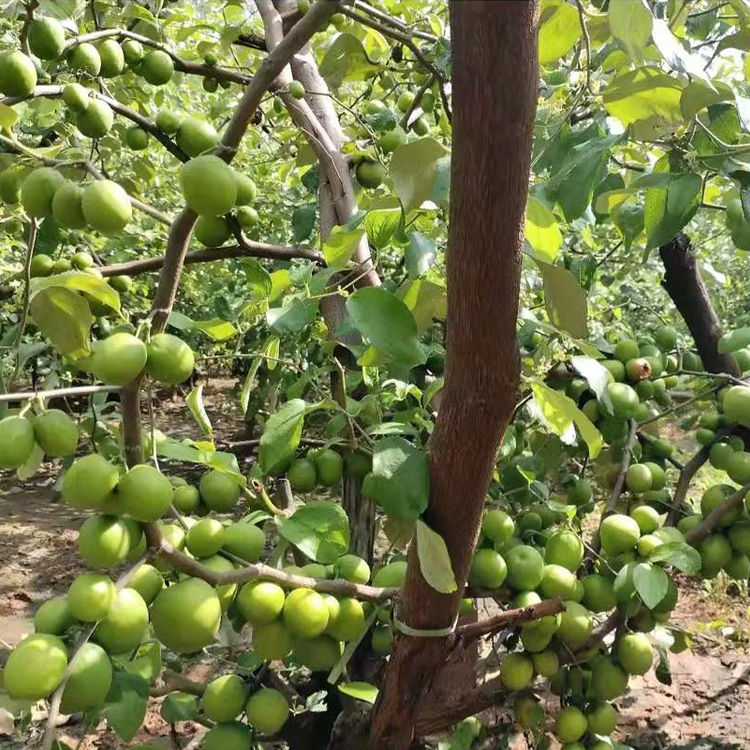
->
xmin=390 ymin=137 xmax=450 ymax=213
xmin=537 ymin=261 xmax=589 ymax=338
xmin=30 ymin=286 xmax=92 ymax=358
xmin=415 ymin=519 xmax=457 ymax=593
xmin=259 ymin=399 xmax=307 ymax=474
xmin=279 ymin=500 xmax=350 ymax=563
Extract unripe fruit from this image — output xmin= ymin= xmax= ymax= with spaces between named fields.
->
xmin=94 ymin=587 xmax=148 ymax=654
xmin=87 ymin=332 xmax=146 ymax=385
xmin=371 ymin=625 xmax=392 ymax=655
xmin=128 ymin=563 xmax=163 ymax=604
xmin=372 ymin=560 xmax=407 ymax=588
xmin=723 ymin=385 xmax=750 ymax=428
xmin=590 ymin=655 xmax=629 ymax=700
xmin=654 ymin=325 xmax=678 ymax=351
xmin=469 ymin=548 xmax=508 ymax=589
xmin=246 ymin=688 xmax=289 ymax=735
xmin=186 ymin=517 xmax=225 ymax=558
xmin=567 ymin=477 xmax=592 ymax=505
xmin=34 ymin=595 xmax=74 ymax=635
xmin=194 ymin=215 xmax=231 ymax=247
xmin=30 ymin=253 xmax=54 ymax=277
xmin=616 ymin=631 xmax=653 ymax=675
xmin=482 ymin=508 xmax=515 ymax=544
xmin=701 ymin=484 xmax=739 ymax=526
xmin=141 ymin=50 xmax=174 ymax=85
xmin=515 ymin=696 xmax=544 ymax=729
xmin=151 ymin=577 xmax=222 ymax=653
xmin=539 ymin=564 xmax=579 ymax=599
xmin=253 ymin=620 xmax=294 ymax=660
xmin=313 ymin=448 xmax=344 ymax=486
xmin=145 ymin=333 xmax=195 ymax=385
xmin=0 ymin=166 xmax=24 ymax=204
xmin=531 ymin=648 xmax=559 ymax=677
xmin=76 ymin=99 xmax=114 ymax=138
xmin=68 ymin=572 xmax=117 ymax=621
xmin=581 ymin=574 xmax=617 ymax=612
xmin=500 ymin=652 xmax=534 ymax=690
xmin=709 ymin=441 xmax=736 ymax=470
xmin=626 ymin=463 xmax=653 ymax=493
xmin=125 ymin=125 xmax=149 ymax=150
xmin=181 ymin=155 xmax=237 ymax=217
xmin=555 ymin=706 xmax=588 ymax=743
xmin=201 ymin=722 xmax=252 ymax=750
xmin=606 ymin=382 xmax=640 ymax=419
xmin=0 ymin=415 xmax=35 ymax=469
xmin=236 ymin=205 xmax=259 ymax=229
xmin=238 ymin=581 xmax=285 ymax=624
xmin=69 ymin=43 xmax=101 ymax=74
xmin=356 ymin=160 xmax=386 ymax=189
xmin=21 ymin=167 xmax=64 ymax=218
xmin=335 ymin=553 xmax=370 ymax=584
xmin=503 ymin=544 xmax=545 ymax=590
xmin=234 ymin=173 xmax=257 ymax=205
xmin=283 ymin=588 xmax=329 ymax=637
xmin=60 ymin=642 xmax=112 ymax=713
xmin=78 ymin=515 xmax=131 ymax=568
xmin=98 ymin=39 xmax=125 ymax=77
xmin=122 ymin=39 xmax=144 ymax=66
xmin=726 ymin=450 xmax=750 ymax=484
xmin=0 ymin=51 xmax=37 ymax=96
xmin=223 ymin=519 xmax=265 ymax=562
xmin=62 ymin=454 xmax=119 ymax=509
xmin=117 ymin=464 xmax=174 ymax=522
xmin=4 ymin=634 xmax=68 ymax=700
xmin=544 ymin=530 xmax=584 ymax=571
xmin=599 ymin=513 xmax=641 ymax=555
xmin=200 ymin=554 xmax=238 ymax=611
xmin=156 ymin=110 xmax=182 ymax=133
xmin=614 ymin=338 xmax=639 ymax=363
xmin=378 ymin=127 xmax=408 ymax=153
xmin=28 ymin=17 xmax=66 ymax=60
xmin=289 ymin=80 xmax=305 ymax=99
xmin=202 ymin=674 xmax=248 ymax=723
xmin=292 ymin=634 xmax=341 ymax=671
xmin=397 ymin=91 xmax=415 ymax=113
xmin=700 ymin=533 xmax=733 ymax=577
xmin=326 ymin=597 xmax=365 ymax=641
xmin=82 ymin=180 xmax=132 ymax=234
xmin=176 ymin=116 xmax=219 ymax=157
xmin=287 ymin=457 xmax=317 ymax=491
xmin=557 ymin=601 xmax=593 ymax=646
xmin=586 ymin=700 xmax=618 ymax=735
xmin=200 ymin=469 xmax=241 ymax=511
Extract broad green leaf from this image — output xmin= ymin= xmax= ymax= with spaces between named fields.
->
xmin=160 ymin=692 xmax=199 ymax=723
xmin=390 ymin=138 xmax=450 ymax=213
xmin=415 ymin=519 xmax=457 ymax=594
xmin=279 ymin=500 xmax=350 ymax=563
xmin=124 ymin=642 xmax=162 ymax=684
xmin=104 ymin=672 xmax=149 ymax=742
xmin=338 ymin=682 xmax=379 ymax=704
xmin=0 ymin=103 xmax=19 ymax=131
xmin=539 ymin=0 xmax=581 ymax=64
xmin=258 ymin=398 xmax=307 ymax=474
xmin=537 ymin=261 xmax=589 ymax=339
xmin=632 ymin=562 xmax=669 ymax=610
xmin=319 ymin=33 xmax=380 ymax=88
xmin=186 ymin=384 xmax=212 ymax=436
xmin=530 ymin=381 xmax=603 ymax=458
xmin=608 ymin=0 xmax=652 ymax=63
xmin=651 ymin=19 xmax=713 ymax=85
xmin=364 ymin=206 xmax=402 ymax=248
xmin=30 ymin=286 xmax=92 ymax=358
xmin=155 ymin=435 xmax=244 ymax=485
xmin=347 ymin=287 xmax=426 ymax=368
xmin=525 ymin=197 xmax=562 ymax=262
xmin=603 ymin=67 xmax=685 ymax=140
xmin=267 ymin=298 xmax=318 ymax=334
xmin=383 ymin=516 xmax=415 ymax=549
xmin=31 ymin=271 xmax=120 ymax=313
xmin=292 ymin=204 xmax=316 ymax=242
xmin=648 ymin=542 xmax=702 ymax=575
xmin=398 ymin=279 xmax=447 ymax=334
xmin=192 ymin=318 xmax=237 ymax=341
xmin=361 ymin=436 xmax=430 ymax=521
xmin=323 ymin=226 xmax=366 ymax=268
xmin=570 ymin=356 xmax=613 ymax=408
xmin=17 ymin=442 xmax=44 ymax=481
xmin=269 ymin=269 xmax=291 ymax=302
xmin=246 ymin=259 xmax=273 ymax=301
xmin=680 ymin=80 xmax=733 ymax=121
xmin=644 ymin=173 xmax=701 ymax=249
xmin=405 ymin=232 xmax=437 ymax=279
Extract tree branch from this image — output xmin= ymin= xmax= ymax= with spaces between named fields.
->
xmin=455 ymin=598 xmax=563 ymax=642
xmin=607 ymin=418 xmax=638 ymax=511
xmin=685 ymin=482 xmax=750 ymax=546
xmin=0 ymin=384 xmax=120 ymax=403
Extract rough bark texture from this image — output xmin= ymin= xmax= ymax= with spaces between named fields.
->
xmin=659 ymin=233 xmax=739 ymax=376
xmin=367 ymin=2 xmax=540 ymax=748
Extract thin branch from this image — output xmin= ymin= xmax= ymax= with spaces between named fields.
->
xmin=561 ymin=609 xmax=621 ymax=666
xmin=574 ymin=0 xmax=592 ymax=91
xmin=607 ymin=418 xmax=638 ymax=511
xmin=400 ymin=74 xmax=435 ymax=130
xmin=142 ymin=521 xmax=396 ymax=601
xmin=64 ymin=28 xmax=253 ymax=85
xmin=667 ymin=443 xmax=712 ymax=523
xmin=353 ymin=0 xmax=438 ymax=42
xmin=455 ymin=598 xmax=563 ymax=642
xmin=0 ymin=384 xmax=120 ymax=403
xmin=685 ymin=481 xmax=750 ymax=546
xmin=12 ymin=219 xmax=37 ymax=383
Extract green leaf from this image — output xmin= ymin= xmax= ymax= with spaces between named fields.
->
xmin=648 ymin=542 xmax=702 ymax=575
xmin=124 ymin=642 xmax=162 ymax=684
xmin=258 ymin=398 xmax=307 ymax=475
xmin=364 ymin=206 xmax=402 ymax=248
xmin=644 ymin=173 xmax=701 ymax=249
xmin=338 ymin=681 xmax=379 ymax=704
xmin=240 ymin=354 xmax=264 ymax=414
xmin=186 ymin=384 xmax=213 ymax=436
xmin=17 ymin=442 xmax=44 ymax=481
xmin=632 ymin=562 xmax=669 ymax=610
xmin=30 ymin=286 xmax=93 ymax=358
xmin=525 ymin=197 xmax=562 ymax=262
xmin=405 ymin=232 xmax=437 ymax=279
xmin=192 ymin=318 xmax=237 ymax=341
xmin=570 ymin=356 xmax=613 ymax=409
xmin=320 ymin=33 xmax=380 ymax=88
xmin=680 ymin=80 xmax=733 ymax=121
xmin=347 ymin=287 xmax=426 ymax=368
xmin=651 ymin=18 xmax=713 ymax=85
xmin=279 ymin=500 xmax=350 ymax=563
xmin=267 ymin=298 xmax=318 ymax=334
xmin=155 ymin=436 xmax=244 ymax=485
xmin=292 ymin=204 xmax=316 ymax=242
xmin=160 ymin=691 xmax=199 ymax=723
xmin=390 ymin=137 xmax=450 ymax=214
xmin=398 ymin=279 xmax=447 ymax=334
xmin=608 ymin=0 xmax=652 ymax=63
xmin=537 ymin=261 xmax=589 ymax=339
xmin=0 ymin=103 xmax=19 ymax=132
xmin=603 ymin=67 xmax=685 ymax=140
xmin=104 ymin=672 xmax=149 ymax=742
xmin=530 ymin=381 xmax=603 ymax=458
xmin=361 ymin=436 xmax=430 ymax=521
xmin=415 ymin=519 xmax=457 ymax=594
xmin=323 ymin=226 xmax=366 ymax=269
xmin=31 ymin=271 xmax=120 ymax=313
xmin=539 ymin=0 xmax=581 ymax=64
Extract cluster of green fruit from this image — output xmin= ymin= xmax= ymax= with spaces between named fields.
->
xmin=286 ymin=448 xmax=371 ymax=491
xmin=0 ymin=166 xmax=132 ymax=234
xmin=0 ymin=17 xmax=177 ymax=101
xmin=0 ymin=408 xmax=79 ymax=469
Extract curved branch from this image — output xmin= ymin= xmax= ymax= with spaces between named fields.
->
xmin=99 ymin=240 xmax=322 ymax=277
xmin=685 ymin=481 xmax=750 ymax=546
xmin=2 ymin=85 xmax=189 ymax=162
xmin=606 ymin=418 xmax=638 ymax=512
xmin=0 ymin=384 xmax=120 ymax=403
xmin=64 ymin=28 xmax=253 ymax=85
xmin=143 ymin=522 xmax=396 ymax=601
xmin=455 ymin=597 xmax=563 ymax=642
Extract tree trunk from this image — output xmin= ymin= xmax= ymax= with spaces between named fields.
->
xmin=368 ymin=2 xmax=540 ymax=748
xmin=659 ymin=233 xmax=739 ymax=376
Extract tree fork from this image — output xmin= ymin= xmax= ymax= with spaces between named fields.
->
xmin=367 ymin=3 xmax=540 ymax=748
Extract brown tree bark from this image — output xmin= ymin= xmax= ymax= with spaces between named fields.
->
xmin=659 ymin=233 xmax=739 ymax=376
xmin=367 ymin=2 xmax=540 ymax=748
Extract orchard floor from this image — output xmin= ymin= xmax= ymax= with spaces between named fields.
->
xmin=1 ymin=382 xmax=750 ymax=749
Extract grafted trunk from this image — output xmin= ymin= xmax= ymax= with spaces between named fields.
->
xmin=368 ymin=3 xmax=540 ymax=748
xmin=659 ymin=233 xmax=739 ymax=376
